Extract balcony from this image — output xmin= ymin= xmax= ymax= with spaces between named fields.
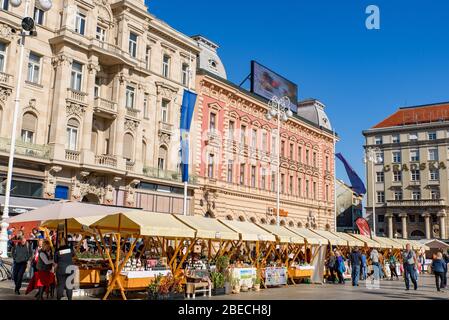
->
xmin=125 ymin=108 xmax=140 ymax=121
xmin=143 ymin=167 xmax=197 ymax=184
xmin=95 ymin=155 xmax=117 ymax=168
xmin=387 ymin=199 xmax=446 ymax=207
xmin=94 ymin=97 xmax=117 ymax=119
xmin=67 ymin=88 xmax=88 ymax=105
xmin=158 ymin=121 xmax=174 ymax=135
xmin=126 ymin=161 xmax=135 ymax=172
xmin=0 ymin=138 xmax=51 ymax=160
xmin=0 ymin=71 xmax=13 ymax=89
xmin=205 ymin=131 xmax=221 ymax=147
xmin=65 ymin=150 xmax=80 ymax=162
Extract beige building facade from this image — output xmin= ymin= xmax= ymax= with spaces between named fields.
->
xmin=363 ymin=102 xmax=449 ymax=240
xmin=0 ymin=0 xmax=201 ymax=214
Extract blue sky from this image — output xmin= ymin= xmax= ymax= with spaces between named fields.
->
xmin=146 ymin=0 xmax=449 ymax=186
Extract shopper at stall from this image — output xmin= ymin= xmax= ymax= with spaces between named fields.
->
xmin=402 ymin=243 xmax=418 ymax=291
xmin=389 ymin=253 xmax=399 ymax=280
xmin=349 ymin=247 xmax=362 ymax=286
xmin=35 ymin=240 xmax=55 ymax=300
xmin=335 ymin=251 xmax=345 ymax=284
xmin=361 ymin=252 xmax=367 ymax=281
xmin=326 ymin=251 xmax=336 ymax=284
xmin=11 ymin=236 xmax=32 ymax=295
xmin=431 ymin=252 xmax=447 ymax=292
xmin=54 ymin=240 xmax=75 ymax=300
xmin=369 ymin=248 xmax=381 ymax=283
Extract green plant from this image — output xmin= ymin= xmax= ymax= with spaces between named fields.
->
xmin=148 ymin=274 xmax=163 ymax=299
xmin=231 ymin=276 xmax=240 ymax=287
xmin=211 ymin=271 xmax=225 ymax=289
xmin=216 ymin=256 xmax=230 ymax=274
xmin=254 ymin=274 xmax=261 ymax=285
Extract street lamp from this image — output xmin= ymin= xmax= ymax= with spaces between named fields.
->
xmin=363 ymin=147 xmax=382 ymax=237
xmin=265 ymin=96 xmax=292 ymax=227
xmin=0 ymin=0 xmax=53 ymax=258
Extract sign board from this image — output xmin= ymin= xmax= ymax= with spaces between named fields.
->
xmin=264 ymin=267 xmax=288 ymax=286
xmin=231 ymin=268 xmax=257 ymax=287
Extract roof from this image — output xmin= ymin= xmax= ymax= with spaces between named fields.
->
xmin=256 ymin=224 xmax=304 ymax=244
xmin=218 ymin=219 xmax=276 ymax=242
xmin=372 ymin=102 xmax=449 ymax=129
xmin=310 ymin=229 xmax=347 ymax=246
xmin=297 ymin=99 xmax=333 ymax=131
xmin=175 ymin=215 xmax=239 ymax=241
xmin=331 ymin=232 xmax=364 ymax=247
xmin=287 ymin=227 xmax=328 ymax=245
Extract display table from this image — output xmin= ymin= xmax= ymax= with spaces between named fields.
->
xmin=230 ymin=268 xmax=257 ymax=287
xmin=107 ymin=270 xmax=171 ymax=291
xmin=263 ymin=267 xmax=288 ymax=286
xmin=289 ymin=266 xmax=314 ymax=279
xmin=79 ymin=268 xmax=104 ymax=286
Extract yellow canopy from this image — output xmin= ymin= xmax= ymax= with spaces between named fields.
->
xmin=310 ymin=229 xmax=347 ymax=246
xmin=349 ymin=234 xmax=383 ymax=248
xmin=286 ymin=227 xmax=328 ymax=245
xmin=331 ymin=232 xmax=365 ymax=247
xmin=409 ymin=240 xmax=430 ymax=251
xmin=41 ymin=215 xmax=105 ymax=233
xmin=390 ymin=239 xmax=422 ymax=250
xmin=175 ymin=215 xmax=239 ymax=241
xmin=218 ymin=219 xmax=276 ymax=242
xmin=256 ymin=225 xmax=304 ymax=244
xmin=373 ymin=237 xmax=403 ymax=249
xmin=91 ymin=210 xmax=196 ymax=238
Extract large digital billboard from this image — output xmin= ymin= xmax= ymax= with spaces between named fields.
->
xmin=250 ymin=61 xmax=298 ymax=113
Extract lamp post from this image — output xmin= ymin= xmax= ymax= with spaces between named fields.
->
xmin=364 ymin=147 xmax=382 ymax=237
xmin=265 ymin=96 xmax=292 ymax=227
xmin=0 ymin=0 xmax=53 ymax=258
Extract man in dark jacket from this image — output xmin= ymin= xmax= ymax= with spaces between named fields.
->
xmin=54 ymin=240 xmax=76 ymax=300
xmin=11 ymin=236 xmax=31 ymax=294
xmin=349 ymin=247 xmax=362 ymax=286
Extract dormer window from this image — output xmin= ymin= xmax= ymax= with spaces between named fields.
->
xmin=209 ymin=59 xmax=217 ymax=69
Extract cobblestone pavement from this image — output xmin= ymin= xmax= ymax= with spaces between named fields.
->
xmin=0 ymin=274 xmax=448 ymax=300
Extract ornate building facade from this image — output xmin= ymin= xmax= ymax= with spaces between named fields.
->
xmin=0 ymin=0 xmax=200 ymax=214
xmin=363 ymin=102 xmax=449 ymax=240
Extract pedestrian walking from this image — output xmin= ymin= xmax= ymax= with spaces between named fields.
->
xmin=335 ymin=251 xmax=345 ymax=284
xmin=419 ymin=253 xmax=426 ymax=274
xmin=35 ymin=240 xmax=55 ymax=300
xmin=389 ymin=252 xmax=399 ymax=280
xmin=326 ymin=251 xmax=337 ymax=284
xmin=361 ymin=252 xmax=367 ymax=280
xmin=402 ymin=243 xmax=418 ymax=291
xmin=370 ymin=248 xmax=381 ymax=282
xmin=11 ymin=236 xmax=31 ymax=294
xmin=431 ymin=252 xmax=447 ymax=292
xmin=54 ymin=240 xmax=75 ymax=300
xmin=349 ymin=247 xmax=362 ymax=286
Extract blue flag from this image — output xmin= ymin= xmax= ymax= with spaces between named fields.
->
xmin=180 ymin=90 xmax=197 ymax=183
xmin=336 ymin=153 xmax=366 ymax=195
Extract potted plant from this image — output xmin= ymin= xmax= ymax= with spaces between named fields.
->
xmin=224 ymin=272 xmax=232 ymax=295
xmin=147 ymin=275 xmax=162 ymax=300
xmin=216 ymin=256 xmax=230 ymax=273
xmin=231 ymin=277 xmax=241 ymax=294
xmin=253 ymin=275 xmax=261 ymax=291
xmin=211 ymin=271 xmax=225 ymax=296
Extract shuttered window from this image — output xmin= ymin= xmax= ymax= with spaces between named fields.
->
xmin=123 ymin=133 xmax=134 ymax=161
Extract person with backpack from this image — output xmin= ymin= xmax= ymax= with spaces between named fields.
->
xmin=431 ymin=252 xmax=447 ymax=292
xmin=326 ymin=250 xmax=337 ymax=284
xmin=335 ymin=250 xmax=345 ymax=284
xmin=349 ymin=247 xmax=362 ymax=286
xmin=402 ymin=243 xmax=418 ymax=291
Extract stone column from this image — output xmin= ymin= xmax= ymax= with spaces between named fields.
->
xmin=438 ymin=210 xmax=447 ymax=239
xmin=422 ymin=213 xmax=431 ymax=240
xmin=385 ymin=213 xmax=394 ymax=238
xmin=399 ymin=213 xmax=408 ymax=239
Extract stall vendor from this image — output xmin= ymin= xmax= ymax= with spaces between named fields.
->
xmin=54 ymin=239 xmax=75 ymax=300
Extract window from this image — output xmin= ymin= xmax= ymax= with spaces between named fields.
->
xmin=289 ymin=143 xmax=294 ymax=160
xmin=240 ymin=125 xmax=246 ymax=145
xmin=409 ymin=132 xmax=418 ymax=141
xmin=145 ymin=47 xmax=151 ymax=70
xmin=281 ymin=174 xmax=285 ymax=193
xmin=298 ymin=146 xmax=302 ymax=162
xmin=375 ymin=151 xmax=384 ymax=164
xmin=70 ymin=61 xmax=83 ymax=91
xmin=162 ymin=55 xmax=170 ymax=78
xmin=96 ymin=25 xmax=106 ymax=41
xmin=251 ymin=129 xmax=257 ymax=148
xmin=393 ymin=171 xmax=402 ymax=182
xmin=271 ymin=135 xmax=277 ymax=154
xmin=428 ymin=132 xmax=437 ymax=140
xmin=128 ymin=32 xmax=138 ymax=58
xmin=428 ymin=148 xmax=439 ymax=161
xmin=94 ymin=77 xmax=101 ymax=97
xmin=75 ymin=11 xmax=86 ymax=35
xmin=34 ymin=7 xmax=44 ymax=25
xmin=325 ymin=156 xmax=329 ymax=171
xmin=325 ymin=185 xmax=329 ymax=201
xmin=239 ymin=164 xmax=245 ymax=185
xmin=228 ymin=121 xmax=234 ymax=140
xmin=227 ymin=160 xmax=233 ymax=183
xmin=411 ymin=170 xmax=420 ymax=181
xmin=161 ymin=99 xmax=169 ymax=123
xmin=431 ymin=190 xmax=440 ymax=200
xmin=125 ymin=86 xmax=135 ymax=109
xmin=27 ymin=52 xmax=41 ymax=84
xmin=281 ymin=141 xmax=285 ymax=156
xmin=262 ymin=131 xmax=267 ymax=151
xmin=208 ymin=154 xmax=214 ymax=179
xmin=313 ymin=152 xmax=317 ymax=167
xmin=209 ymin=113 xmax=216 ymax=131
xmin=393 ymin=190 xmax=402 ymax=201
xmin=392 ymin=151 xmax=401 ymax=163
xmin=376 ymin=171 xmax=384 ymax=183
xmin=374 ymin=136 xmax=383 ymax=145
xmin=306 ymin=149 xmax=310 ymax=164
xmin=66 ymin=119 xmax=79 ymax=151
xmin=392 ymin=134 xmax=400 ymax=144
xmin=271 ymin=171 xmax=276 ymax=192
xmin=378 ymin=215 xmax=385 ymax=223
xmin=158 ymin=146 xmax=167 ymax=170
xmin=0 ymin=42 xmax=6 ymax=72
xmin=182 ymin=63 xmax=189 ymax=87
xmin=298 ymin=178 xmax=302 ymax=196
xmin=410 ymin=149 xmax=419 ymax=162
xmin=261 ymin=168 xmax=266 ymax=190
xmin=21 ymin=112 xmax=37 ymax=143
xmin=251 ymin=166 xmax=256 ymax=188
xmin=409 ymin=215 xmax=416 ymax=223
xmin=313 ymin=181 xmax=317 ymax=199
xmin=305 ymin=180 xmax=309 ymax=198
xmin=376 ymin=191 xmax=385 ymax=203
xmin=412 ymin=191 xmax=421 ymax=200
xmin=1 ymin=0 xmax=9 ymax=10
xmin=429 ymin=169 xmax=439 ymax=181
xmin=142 ymin=141 xmax=147 ymax=164
xmin=143 ymin=94 xmax=149 ymax=119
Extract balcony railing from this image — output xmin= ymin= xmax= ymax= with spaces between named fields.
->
xmin=126 ymin=161 xmax=135 ymax=172
xmin=67 ymin=88 xmax=88 ymax=104
xmin=94 ymin=97 xmax=117 ymax=115
xmin=158 ymin=121 xmax=174 ymax=135
xmin=65 ymin=150 xmax=80 ymax=162
xmin=143 ymin=167 xmax=197 ymax=184
xmin=95 ymin=155 xmax=117 ymax=168
xmin=0 ymin=138 xmax=51 ymax=160
xmin=126 ymin=108 xmax=140 ymax=119
xmin=387 ymin=199 xmax=445 ymax=207
xmin=0 ymin=71 xmax=13 ymax=87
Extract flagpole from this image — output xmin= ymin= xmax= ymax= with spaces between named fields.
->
xmin=183 ymin=52 xmax=193 ymax=216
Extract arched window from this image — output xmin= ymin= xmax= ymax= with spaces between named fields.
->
xmin=238 ymin=216 xmax=245 ymax=222
xmin=288 ymin=221 xmax=295 ymax=227
xmin=158 ymin=145 xmax=167 ymax=170
xmin=21 ymin=112 xmax=38 ymax=143
xmin=66 ymin=118 xmax=79 ymax=150
xmin=280 ymin=220 xmax=286 ymax=226
xmin=123 ymin=133 xmax=134 ymax=161
xmin=305 ymin=223 xmax=310 ymax=228
xmin=142 ymin=140 xmax=147 ymax=165
xmin=226 ymin=215 xmax=233 ymax=221
xmin=411 ymin=230 xmax=425 ymax=238
xmin=250 ymin=217 xmax=257 ymax=223
xmin=297 ymin=222 xmax=303 ymax=228
xmin=260 ymin=218 xmax=267 ymax=225
xmin=270 ymin=219 xmax=276 ymax=225
xmin=325 ymin=224 xmax=331 ymax=231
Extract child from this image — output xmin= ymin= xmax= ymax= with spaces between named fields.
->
xmin=431 ymin=252 xmax=447 ymax=292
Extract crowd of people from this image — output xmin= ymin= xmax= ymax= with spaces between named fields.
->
xmin=325 ymin=243 xmax=449 ymax=292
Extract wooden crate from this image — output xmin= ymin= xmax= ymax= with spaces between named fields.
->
xmin=289 ymin=268 xmax=313 ymax=279
xmin=110 ymin=274 xmax=156 ymax=291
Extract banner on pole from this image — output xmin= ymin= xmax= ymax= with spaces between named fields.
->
xmin=180 ymin=90 xmax=197 ymax=183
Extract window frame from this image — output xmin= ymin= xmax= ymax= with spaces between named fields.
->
xmin=70 ymin=61 xmax=83 ymax=91
xmin=27 ymin=52 xmax=41 ymax=84
xmin=125 ymin=85 xmax=135 ymax=109
xmin=162 ymin=55 xmax=171 ymax=78
xmin=128 ymin=32 xmax=138 ymax=58
xmin=75 ymin=11 xmax=86 ymax=35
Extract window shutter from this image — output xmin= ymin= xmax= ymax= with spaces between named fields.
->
xmin=22 ymin=113 xmax=37 ymax=132
xmin=123 ymin=133 xmax=134 ymax=160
